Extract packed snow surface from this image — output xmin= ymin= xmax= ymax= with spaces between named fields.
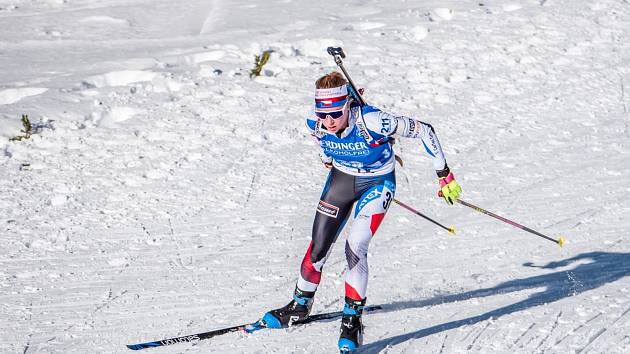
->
xmin=1 ymin=0 xmax=629 ymax=353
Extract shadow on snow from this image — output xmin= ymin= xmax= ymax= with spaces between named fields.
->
xmin=361 ymin=251 xmax=630 ymax=353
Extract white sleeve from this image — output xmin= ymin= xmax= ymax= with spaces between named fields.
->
xmin=363 ymin=110 xmax=398 ymax=137
xmin=393 ymin=116 xmax=448 ymax=173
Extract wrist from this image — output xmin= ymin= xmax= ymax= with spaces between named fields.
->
xmin=439 ymin=172 xmax=455 ymax=188
xmin=436 ymin=165 xmax=450 ymax=179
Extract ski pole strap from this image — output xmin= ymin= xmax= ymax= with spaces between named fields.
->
xmin=393 ymin=199 xmax=455 ymax=235
xmin=456 ymin=199 xmax=565 ymax=247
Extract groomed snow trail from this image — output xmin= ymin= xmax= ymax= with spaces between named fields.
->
xmin=1 ymin=0 xmax=629 ymax=353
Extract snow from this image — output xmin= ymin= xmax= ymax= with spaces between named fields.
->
xmin=83 ymin=71 xmax=159 ymax=88
xmin=1 ymin=0 xmax=629 ymax=353
xmin=0 ymin=88 xmax=48 ymax=105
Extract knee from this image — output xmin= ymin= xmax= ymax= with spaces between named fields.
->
xmin=309 ymin=243 xmax=329 ymax=264
xmin=346 ymin=238 xmax=369 ymax=258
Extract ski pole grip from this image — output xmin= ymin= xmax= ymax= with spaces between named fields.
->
xmin=327 ymin=47 xmax=345 ymax=58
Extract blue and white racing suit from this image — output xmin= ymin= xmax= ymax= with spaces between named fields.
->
xmin=297 ymin=102 xmax=451 ymax=301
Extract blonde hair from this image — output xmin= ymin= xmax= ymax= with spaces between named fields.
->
xmin=315 ymin=71 xmax=347 ymax=89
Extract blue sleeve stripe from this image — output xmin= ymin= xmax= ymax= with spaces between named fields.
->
xmin=361 ymin=105 xmax=381 ymax=115
xmin=422 ymin=141 xmax=436 ymax=157
xmin=306 ymin=118 xmax=317 ymax=131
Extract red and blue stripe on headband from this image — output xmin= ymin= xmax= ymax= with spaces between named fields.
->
xmin=314 ymin=85 xmax=349 ymax=111
xmin=315 ymin=95 xmax=348 ymax=110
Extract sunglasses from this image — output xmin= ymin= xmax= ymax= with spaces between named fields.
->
xmin=315 ymin=101 xmax=348 ymax=119
xmin=315 ymin=110 xmax=345 ymax=119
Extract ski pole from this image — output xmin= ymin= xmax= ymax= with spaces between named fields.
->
xmin=456 ymin=199 xmax=565 ymax=247
xmin=393 ymin=199 xmax=455 ymax=235
xmin=327 ymin=47 xmax=367 ymax=106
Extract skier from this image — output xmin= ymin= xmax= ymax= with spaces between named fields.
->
xmin=255 ymin=71 xmax=462 ymax=352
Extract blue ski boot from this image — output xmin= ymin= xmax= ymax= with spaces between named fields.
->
xmin=246 ymin=288 xmax=314 ymax=333
xmin=338 ymin=297 xmax=365 ymax=353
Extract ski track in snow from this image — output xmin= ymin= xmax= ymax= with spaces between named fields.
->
xmin=1 ymin=0 xmax=630 ymax=353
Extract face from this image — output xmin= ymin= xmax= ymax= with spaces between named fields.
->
xmin=318 ymin=103 xmax=350 ymax=133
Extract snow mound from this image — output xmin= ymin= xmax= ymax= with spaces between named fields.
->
xmin=448 ymin=69 xmax=469 ymax=83
xmin=83 ymin=70 xmax=158 ymax=88
xmin=186 ymin=50 xmax=226 ymax=64
xmin=108 ymin=257 xmax=129 ymax=267
xmin=430 ymin=8 xmax=454 ymax=22
xmin=0 ymin=87 xmax=48 ymax=105
xmin=503 ymin=4 xmax=523 ymax=12
xmin=409 ymin=25 xmax=429 ymax=42
xmin=149 ymin=76 xmax=186 ymax=93
xmin=50 ymin=195 xmax=68 ymax=206
xmin=95 ymin=106 xmax=145 ymax=126
xmin=78 ymin=16 xmax=130 ymax=26
xmin=344 ymin=22 xmax=386 ymax=31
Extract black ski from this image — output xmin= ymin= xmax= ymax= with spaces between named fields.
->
xmin=126 ymin=305 xmax=383 ymax=350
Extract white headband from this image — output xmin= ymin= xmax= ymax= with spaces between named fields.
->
xmin=315 ymin=85 xmax=348 ymax=99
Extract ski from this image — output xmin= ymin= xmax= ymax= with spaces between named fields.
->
xmin=126 ymin=305 xmax=383 ymax=350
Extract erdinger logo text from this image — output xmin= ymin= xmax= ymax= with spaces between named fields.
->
xmin=323 ymin=141 xmax=368 ymax=151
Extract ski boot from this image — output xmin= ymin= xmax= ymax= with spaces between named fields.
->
xmin=338 ymin=297 xmax=365 ymax=353
xmin=245 ymin=288 xmax=314 ymax=333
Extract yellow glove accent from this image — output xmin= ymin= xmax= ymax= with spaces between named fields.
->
xmin=438 ymin=172 xmax=462 ymax=205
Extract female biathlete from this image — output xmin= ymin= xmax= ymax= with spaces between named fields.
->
xmin=252 ymin=72 xmax=462 ymax=352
